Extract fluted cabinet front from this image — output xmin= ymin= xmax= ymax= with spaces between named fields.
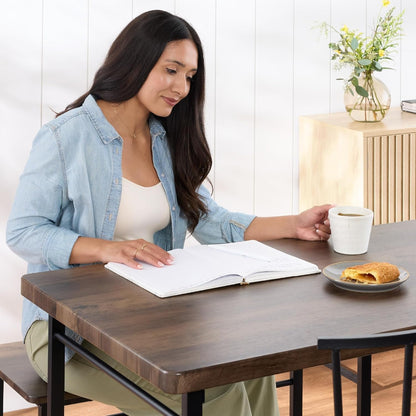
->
xmin=299 ymin=108 xmax=416 ymax=225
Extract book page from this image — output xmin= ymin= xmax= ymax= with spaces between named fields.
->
xmin=105 ymin=241 xmax=320 ymax=297
xmin=209 ymin=240 xmax=320 ymax=282
xmin=208 ymin=240 xmax=287 ymax=261
xmin=106 ymin=245 xmax=247 ymax=297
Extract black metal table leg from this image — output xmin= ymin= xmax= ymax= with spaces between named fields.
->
xmin=290 ymin=369 xmax=303 ymax=416
xmin=182 ymin=390 xmax=204 ymax=416
xmin=48 ymin=316 xmax=65 ymax=416
xmin=357 ymin=355 xmax=371 ymax=416
xmin=403 ymin=345 xmax=414 ymax=416
xmin=38 ymin=403 xmax=47 ymax=416
xmin=0 ymin=378 xmax=4 ymax=416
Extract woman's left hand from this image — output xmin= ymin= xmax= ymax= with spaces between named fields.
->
xmin=295 ymin=204 xmax=333 ymax=241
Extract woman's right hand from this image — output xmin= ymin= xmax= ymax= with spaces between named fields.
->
xmin=69 ymin=237 xmax=174 ymax=269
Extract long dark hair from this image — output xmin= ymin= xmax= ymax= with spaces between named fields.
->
xmin=60 ymin=10 xmax=211 ymax=232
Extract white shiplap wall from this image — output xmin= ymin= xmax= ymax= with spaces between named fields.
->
xmin=1 ymin=0 xmax=415 ymax=411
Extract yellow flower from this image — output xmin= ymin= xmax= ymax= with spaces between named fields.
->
xmin=383 ymin=0 xmax=390 ymax=6
xmin=341 ymin=25 xmax=348 ymax=32
xmin=379 ymin=49 xmax=385 ymax=57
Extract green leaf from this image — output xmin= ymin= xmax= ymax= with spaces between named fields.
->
xmin=358 ymin=58 xmax=372 ymax=66
xmin=351 ymin=37 xmax=359 ymax=50
xmin=374 ymin=62 xmax=382 ymax=71
xmin=351 ymin=76 xmax=359 ymax=87
xmin=355 ymin=85 xmax=369 ymax=97
xmin=354 ymin=67 xmax=364 ymax=76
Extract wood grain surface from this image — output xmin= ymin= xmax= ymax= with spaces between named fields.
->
xmin=21 ymin=221 xmax=416 ymax=394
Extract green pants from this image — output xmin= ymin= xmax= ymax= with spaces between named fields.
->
xmin=26 ymin=320 xmax=279 ymax=416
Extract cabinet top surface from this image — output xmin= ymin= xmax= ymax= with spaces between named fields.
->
xmin=301 ymin=108 xmax=416 ymax=136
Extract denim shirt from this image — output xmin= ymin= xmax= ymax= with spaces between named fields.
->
xmin=6 ymin=95 xmax=255 ymax=360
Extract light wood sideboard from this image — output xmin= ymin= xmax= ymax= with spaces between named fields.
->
xmin=299 ymin=108 xmax=416 ymax=225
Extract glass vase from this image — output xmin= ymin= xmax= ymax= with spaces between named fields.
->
xmin=344 ymin=73 xmax=391 ymax=122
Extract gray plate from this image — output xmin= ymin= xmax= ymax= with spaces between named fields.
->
xmin=322 ymin=260 xmax=409 ymax=293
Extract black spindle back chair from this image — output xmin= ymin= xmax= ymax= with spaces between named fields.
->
xmin=317 ymin=329 xmax=416 ymax=416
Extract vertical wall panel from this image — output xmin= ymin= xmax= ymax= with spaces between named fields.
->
xmin=214 ymin=0 xmax=255 ymax=213
xmin=0 ymin=0 xmax=43 ymax=187
xmin=133 ymin=0 xmax=174 ymax=16
xmin=41 ymin=0 xmax=88 ymax=122
xmin=175 ymin=1 xmax=216 ymax=247
xmin=293 ymin=0 xmax=331 ymax=212
xmin=175 ymin=0 xmax=217 ymax=186
xmin=401 ymin=0 xmax=416 ymax=99
xmin=293 ymin=0 xmax=331 ymax=115
xmin=88 ymin=0 xmax=133 ymax=87
xmin=0 ymin=1 xmax=43 ymax=411
xmin=329 ymin=0 xmax=366 ymax=113
xmin=254 ymin=0 xmax=294 ymax=216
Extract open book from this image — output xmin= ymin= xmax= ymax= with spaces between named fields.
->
xmin=105 ymin=240 xmax=320 ymax=298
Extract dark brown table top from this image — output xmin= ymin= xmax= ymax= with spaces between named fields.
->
xmin=21 ymin=220 xmax=416 ymax=394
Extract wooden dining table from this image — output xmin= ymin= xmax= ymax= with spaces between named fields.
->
xmin=21 ymin=220 xmax=416 ymax=416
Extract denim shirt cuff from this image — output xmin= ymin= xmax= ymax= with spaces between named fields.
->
xmin=226 ymin=212 xmax=256 ymax=241
xmin=43 ymin=228 xmax=80 ymax=270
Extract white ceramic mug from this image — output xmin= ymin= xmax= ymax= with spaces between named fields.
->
xmin=329 ymin=206 xmax=374 ymax=255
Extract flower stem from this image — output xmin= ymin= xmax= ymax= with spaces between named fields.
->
xmin=349 ymin=72 xmax=386 ymax=121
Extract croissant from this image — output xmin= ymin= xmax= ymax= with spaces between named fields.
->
xmin=341 ymin=262 xmax=400 ymax=284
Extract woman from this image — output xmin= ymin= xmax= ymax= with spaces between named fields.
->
xmin=7 ymin=10 xmax=331 ymax=416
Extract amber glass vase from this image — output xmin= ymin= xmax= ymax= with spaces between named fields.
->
xmin=344 ymin=73 xmax=391 ymax=122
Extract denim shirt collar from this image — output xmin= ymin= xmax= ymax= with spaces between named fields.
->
xmin=149 ymin=116 xmax=167 ymax=141
xmin=82 ymin=94 xmax=167 ymax=144
xmin=82 ymin=95 xmax=119 ymax=144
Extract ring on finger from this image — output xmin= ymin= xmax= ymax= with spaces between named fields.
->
xmin=141 ymin=243 xmax=148 ymax=251
xmin=133 ymin=248 xmax=139 ymax=258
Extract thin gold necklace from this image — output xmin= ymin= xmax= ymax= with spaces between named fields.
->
xmin=112 ymin=104 xmax=138 ymax=140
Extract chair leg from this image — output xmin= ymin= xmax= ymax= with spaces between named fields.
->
xmin=332 ymin=350 xmax=343 ymax=416
xmin=402 ymin=345 xmax=414 ymax=416
xmin=357 ymin=355 xmax=371 ymax=416
xmin=289 ymin=369 xmax=303 ymax=416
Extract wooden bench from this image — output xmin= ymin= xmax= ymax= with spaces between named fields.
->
xmin=0 ymin=341 xmax=125 ymax=416
xmin=0 ymin=341 xmax=298 ymax=415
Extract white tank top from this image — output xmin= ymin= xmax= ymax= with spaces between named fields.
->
xmin=113 ymin=178 xmax=171 ymax=243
